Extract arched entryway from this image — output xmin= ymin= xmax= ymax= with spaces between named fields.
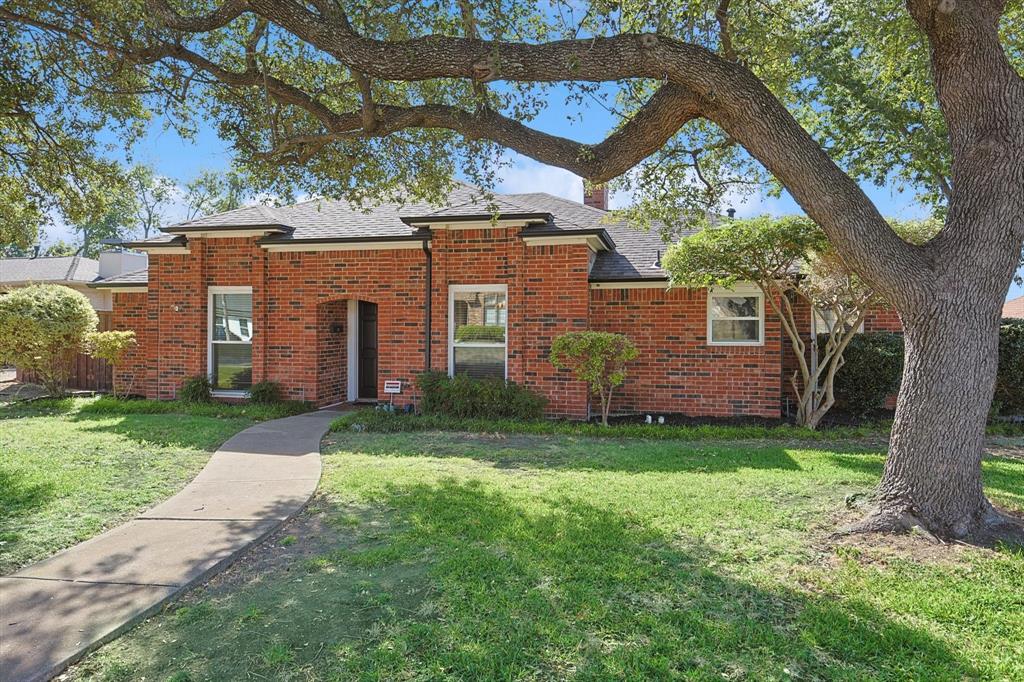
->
xmin=315 ymin=298 xmax=379 ymax=406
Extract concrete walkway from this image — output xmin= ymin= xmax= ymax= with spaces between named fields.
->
xmin=0 ymin=408 xmax=340 ymax=682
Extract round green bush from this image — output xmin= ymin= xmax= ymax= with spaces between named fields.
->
xmin=823 ymin=332 xmax=904 ymax=417
xmin=0 ymin=283 xmax=98 ymax=395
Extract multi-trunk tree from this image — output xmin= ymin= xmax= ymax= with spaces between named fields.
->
xmin=1 ymin=0 xmax=1022 ymax=542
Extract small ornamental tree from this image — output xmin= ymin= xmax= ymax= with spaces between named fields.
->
xmin=0 ymin=284 xmax=98 ymax=396
xmin=84 ymin=330 xmax=137 ymax=397
xmin=664 ymin=216 xmax=880 ymax=429
xmin=550 ymin=331 xmax=638 ymax=427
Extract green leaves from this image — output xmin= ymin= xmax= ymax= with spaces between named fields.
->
xmin=0 ymin=284 xmax=98 ymax=394
xmin=550 ymin=330 xmax=638 ymax=425
xmin=663 ymin=215 xmax=826 ymax=289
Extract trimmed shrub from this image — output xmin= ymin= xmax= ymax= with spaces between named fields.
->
xmin=415 ymin=370 xmax=547 ymax=420
xmin=549 ymin=331 xmax=638 ymax=426
xmin=84 ymin=330 xmax=137 ymax=397
xmin=995 ymin=320 xmax=1024 ymax=416
xmin=249 ymin=380 xmax=284 ymax=405
xmin=823 ymin=332 xmax=904 ymax=417
xmin=0 ymin=284 xmax=98 ymax=395
xmin=179 ymin=375 xmax=213 ymax=403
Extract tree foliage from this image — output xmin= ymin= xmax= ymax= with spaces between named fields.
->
xmin=2 ymin=0 xmax=1023 ymax=538
xmin=550 ymin=331 xmax=638 ymax=426
xmin=664 ymin=216 xmax=880 ymax=428
xmin=183 ymin=169 xmax=248 ymax=221
xmin=0 ymin=284 xmax=98 ymax=395
xmin=84 ymin=330 xmax=137 ymax=397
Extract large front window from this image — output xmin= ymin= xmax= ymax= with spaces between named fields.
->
xmin=449 ymin=285 xmax=507 ymax=380
xmin=707 ymin=286 xmax=764 ymax=345
xmin=209 ymin=287 xmax=253 ymax=391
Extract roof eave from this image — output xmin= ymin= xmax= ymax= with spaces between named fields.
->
xmin=161 ymin=223 xmax=293 ymax=236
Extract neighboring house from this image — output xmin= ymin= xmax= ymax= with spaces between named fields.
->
xmin=0 ymin=255 xmax=107 ymax=310
xmin=1004 ymin=295 xmax=1024 ymax=319
xmin=0 ymin=252 xmax=148 ymax=312
xmin=92 ymin=184 xmax=900 ymax=419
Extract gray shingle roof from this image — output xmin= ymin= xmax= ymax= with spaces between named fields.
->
xmin=90 ymin=268 xmax=148 ymax=288
xmin=0 ymin=256 xmax=99 ymax=285
xmin=127 ymin=184 xmax=695 ymax=281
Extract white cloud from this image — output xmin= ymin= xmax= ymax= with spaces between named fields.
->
xmin=495 ymin=154 xmax=581 ymax=201
xmin=495 ymin=153 xmax=640 ymax=209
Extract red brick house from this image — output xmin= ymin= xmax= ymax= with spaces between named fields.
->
xmin=92 ymin=184 xmax=898 ymax=420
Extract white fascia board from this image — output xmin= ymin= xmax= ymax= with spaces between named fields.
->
xmin=522 ymin=234 xmax=609 ymax=251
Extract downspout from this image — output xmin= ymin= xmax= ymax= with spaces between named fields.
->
xmin=422 ymin=238 xmax=432 ymax=370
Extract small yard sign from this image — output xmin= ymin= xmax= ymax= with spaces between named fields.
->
xmin=383 ymin=380 xmax=402 ymax=394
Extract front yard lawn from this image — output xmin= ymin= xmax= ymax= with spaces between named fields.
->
xmin=72 ymin=430 xmax=1024 ymax=680
xmin=0 ymin=398 xmax=280 ymax=573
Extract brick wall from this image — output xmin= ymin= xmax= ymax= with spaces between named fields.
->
xmin=589 ymin=286 xmax=783 ymax=418
xmin=112 ymin=227 xmax=817 ymax=419
xmin=111 ymin=291 xmax=151 ymax=396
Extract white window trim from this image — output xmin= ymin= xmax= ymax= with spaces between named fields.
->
xmin=208 ymin=286 xmax=253 ymax=396
xmin=707 ymin=284 xmax=765 ymax=347
xmin=448 ymin=283 xmax=508 ymax=380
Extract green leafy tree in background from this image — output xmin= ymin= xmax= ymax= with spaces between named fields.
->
xmin=550 ymin=331 xmax=639 ymax=427
xmin=184 ymin=169 xmax=247 ymax=221
xmin=1 ymin=0 xmax=1023 ymax=541
xmin=0 ymin=284 xmax=98 ymax=395
xmin=128 ymin=165 xmax=176 ymax=239
xmin=70 ymin=191 xmax=138 ymax=258
xmin=43 ymin=240 xmax=76 ymax=257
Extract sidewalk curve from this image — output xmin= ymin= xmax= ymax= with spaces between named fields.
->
xmin=0 ymin=408 xmax=341 ymax=682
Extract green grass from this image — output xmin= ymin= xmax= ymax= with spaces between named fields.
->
xmin=72 ymin=431 xmax=1024 ymax=681
xmin=333 ymin=408 xmax=1024 ymax=439
xmin=0 ymin=397 xmax=290 ymax=573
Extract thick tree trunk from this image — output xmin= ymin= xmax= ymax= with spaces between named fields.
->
xmin=859 ymin=287 xmax=1021 ymax=542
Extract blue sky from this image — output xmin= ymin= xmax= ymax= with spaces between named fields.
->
xmin=46 ymin=86 xmax=1023 ymax=301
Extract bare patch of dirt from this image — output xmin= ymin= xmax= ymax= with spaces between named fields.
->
xmin=813 ymin=506 xmax=995 ymax=569
xmin=188 ymin=495 xmax=373 ymax=599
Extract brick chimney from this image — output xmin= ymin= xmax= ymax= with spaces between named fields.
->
xmin=583 ymin=183 xmax=609 ymax=211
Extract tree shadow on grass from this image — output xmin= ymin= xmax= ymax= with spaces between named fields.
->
xmin=0 ymin=469 xmax=55 ymax=523
xmin=65 ymin=412 xmax=249 ymax=450
xmin=823 ymin=452 xmax=1024 ymax=508
xmin=80 ymin=480 xmax=987 ymax=680
xmin=327 ymin=431 xmax=825 ymax=474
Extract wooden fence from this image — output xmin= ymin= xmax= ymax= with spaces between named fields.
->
xmin=16 ymin=312 xmax=113 ymax=392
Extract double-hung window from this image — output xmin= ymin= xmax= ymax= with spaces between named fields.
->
xmin=449 ymin=284 xmax=507 ymax=380
xmin=707 ymin=286 xmax=764 ymax=345
xmin=209 ymin=286 xmax=253 ymax=391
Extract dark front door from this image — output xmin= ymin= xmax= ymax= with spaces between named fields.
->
xmin=358 ymin=301 xmax=378 ymax=399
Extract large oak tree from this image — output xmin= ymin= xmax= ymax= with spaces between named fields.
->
xmin=1 ymin=0 xmax=1022 ymax=541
